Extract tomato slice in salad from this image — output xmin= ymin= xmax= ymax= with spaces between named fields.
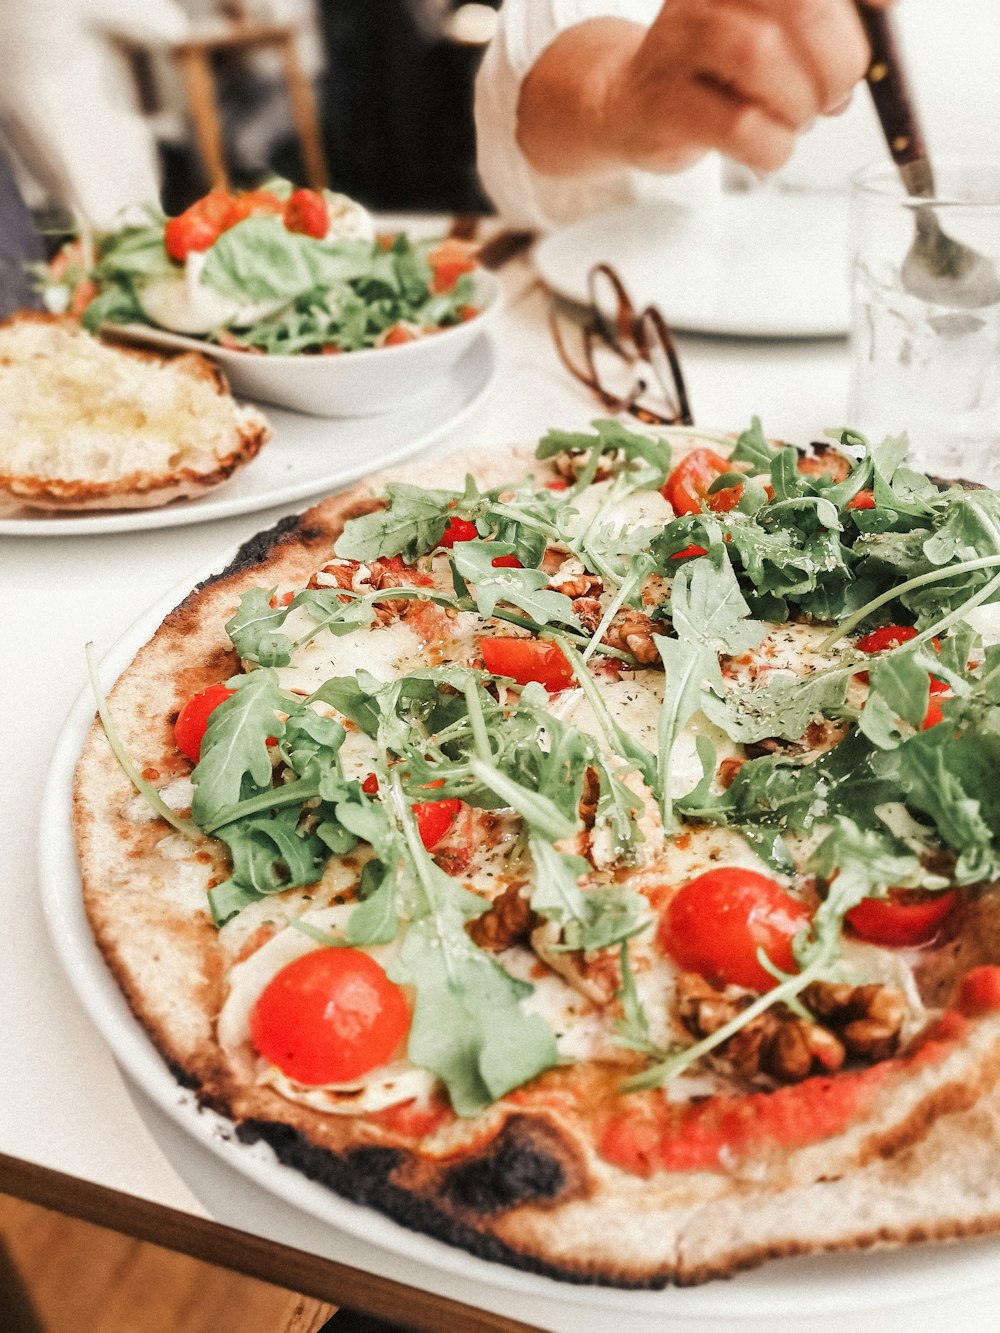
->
xmin=250 ymin=948 xmax=410 ymax=1085
xmin=427 ymin=238 xmax=477 ymax=293
xmin=846 ymin=888 xmax=959 ymax=947
xmin=283 ymin=188 xmax=328 ymax=237
xmin=174 ymin=683 xmax=235 ymax=763
xmin=480 ymin=637 xmax=575 ymax=693
xmin=659 ymin=867 xmax=811 ymax=991
xmin=661 ymin=449 xmax=743 ymax=515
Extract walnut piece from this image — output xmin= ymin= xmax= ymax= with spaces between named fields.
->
xmin=466 ymin=880 xmax=534 ymax=952
xmin=675 ymin=973 xmax=907 ymax=1084
xmin=553 ymin=449 xmax=612 ymax=483
xmin=603 ymin=609 xmax=660 ymax=664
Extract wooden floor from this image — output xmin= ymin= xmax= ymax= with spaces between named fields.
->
xmin=0 ymin=1192 xmax=336 ymax=1333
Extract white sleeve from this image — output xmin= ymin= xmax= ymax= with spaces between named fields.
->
xmin=474 ymin=0 xmax=722 ymax=231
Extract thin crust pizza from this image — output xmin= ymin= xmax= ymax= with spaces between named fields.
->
xmin=73 ymin=419 xmax=1000 ymax=1287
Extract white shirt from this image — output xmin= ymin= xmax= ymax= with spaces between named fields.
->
xmin=475 ymin=0 xmax=1000 ymax=230
xmin=0 ymin=0 xmax=190 ymax=228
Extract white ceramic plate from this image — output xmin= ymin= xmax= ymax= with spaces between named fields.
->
xmin=0 ymin=335 xmax=497 ymax=537
xmin=106 ymin=270 xmax=501 ymax=417
xmin=535 ymin=193 xmax=850 ymax=339
xmin=37 ymin=564 xmax=1000 ymax=1325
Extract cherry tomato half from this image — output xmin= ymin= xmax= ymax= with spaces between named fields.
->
xmin=174 ymin=683 xmax=235 ymax=763
xmin=855 ymin=625 xmax=945 ymax=708
xmin=427 ymin=238 xmax=477 ymax=293
xmin=250 ymin=947 xmax=410 ymax=1085
xmin=480 ymin=637 xmax=575 ymax=693
xmin=957 ymin=965 xmax=1000 ymax=1015
xmin=661 ymin=448 xmax=743 ymax=516
xmin=283 ymin=187 xmax=328 ymax=237
xmin=382 ymin=323 xmax=415 ymax=346
xmin=855 ymin=625 xmax=919 ymax=656
xmin=413 ymin=798 xmax=462 ymax=850
xmin=360 ymin=775 xmax=460 ymax=849
xmin=846 ymin=489 xmax=876 ymax=510
xmin=659 ymin=867 xmax=811 ymax=991
xmin=490 ymin=553 xmax=523 ymax=568
xmin=846 ymin=888 xmax=958 ymax=947
xmin=164 ymin=210 xmax=224 ymax=262
xmin=438 ymin=515 xmax=478 ymax=546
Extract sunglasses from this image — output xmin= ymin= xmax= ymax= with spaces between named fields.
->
xmin=548 ymin=263 xmax=694 ymax=427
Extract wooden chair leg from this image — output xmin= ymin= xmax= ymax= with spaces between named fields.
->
xmin=175 ymin=45 xmax=229 ymax=190
xmin=278 ymin=31 xmax=328 ymax=191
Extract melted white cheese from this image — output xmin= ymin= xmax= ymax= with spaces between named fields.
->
xmin=563 ymin=481 xmax=672 ymax=544
xmin=216 ymin=904 xmax=439 ymax=1113
xmin=138 ymin=252 xmax=290 ymax=335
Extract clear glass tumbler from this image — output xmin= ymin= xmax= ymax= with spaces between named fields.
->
xmin=848 ymin=162 xmax=1000 ymax=482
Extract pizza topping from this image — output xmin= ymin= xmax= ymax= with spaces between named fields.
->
xmin=661 ymin=447 xmax=745 ymax=515
xmin=104 ymin=415 xmax=1000 ymax=1133
xmin=957 ymin=966 xmax=1000 ymax=1015
xmin=845 ymin=887 xmax=960 ymax=947
xmin=174 ymin=683 xmax=236 ymax=764
xmin=658 ymin=867 xmax=812 ymax=992
xmin=250 ymin=946 xmax=410 ymax=1085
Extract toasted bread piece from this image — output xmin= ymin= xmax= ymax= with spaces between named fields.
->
xmin=0 ymin=313 xmax=271 ymax=511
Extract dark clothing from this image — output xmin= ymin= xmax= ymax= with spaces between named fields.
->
xmin=0 ymin=146 xmax=42 ymax=318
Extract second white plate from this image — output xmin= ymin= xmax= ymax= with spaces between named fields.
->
xmin=0 ymin=334 xmax=497 ymax=537
xmin=535 ymin=193 xmax=851 ymax=339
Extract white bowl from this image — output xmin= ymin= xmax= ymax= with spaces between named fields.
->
xmin=105 ymin=268 xmax=502 ymax=418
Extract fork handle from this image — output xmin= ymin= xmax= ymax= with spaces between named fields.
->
xmin=855 ymin=4 xmax=934 ymax=196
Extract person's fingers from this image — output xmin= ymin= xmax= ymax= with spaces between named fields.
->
xmin=690 ymin=5 xmax=822 ymax=129
xmin=645 ymin=78 xmax=798 ymax=173
xmin=757 ymin=0 xmax=872 ymax=113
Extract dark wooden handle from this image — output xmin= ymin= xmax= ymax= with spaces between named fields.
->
xmin=856 ymin=4 xmax=933 ymax=192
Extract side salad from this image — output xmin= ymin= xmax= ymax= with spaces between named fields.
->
xmin=39 ymin=180 xmax=480 ymax=355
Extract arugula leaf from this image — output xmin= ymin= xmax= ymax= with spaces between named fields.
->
xmin=334 ymin=482 xmax=459 ymax=562
xmin=702 ymin=668 xmax=849 ymax=744
xmin=191 ymin=671 xmax=286 ymax=825
xmin=391 ymin=919 xmax=558 ymax=1117
xmin=614 ymin=941 xmax=669 ymax=1059
xmin=450 ymin=540 xmax=582 ymax=628
xmin=654 ymin=635 xmax=719 ymax=828
xmin=727 ymin=415 xmax=780 ymax=473
xmin=226 ymin=588 xmax=294 ymax=666
xmin=529 ymin=838 xmax=648 ymax=951
xmin=668 ymin=555 xmax=764 ymax=655
xmin=536 ymin=418 xmax=673 ymax=488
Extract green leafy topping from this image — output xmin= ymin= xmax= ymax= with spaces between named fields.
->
xmin=528 ymin=838 xmax=648 ymax=952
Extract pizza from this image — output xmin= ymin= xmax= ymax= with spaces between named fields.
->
xmin=73 ymin=417 xmax=1000 ymax=1287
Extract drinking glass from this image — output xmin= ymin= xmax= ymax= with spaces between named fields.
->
xmin=848 ymin=162 xmax=1000 ymax=482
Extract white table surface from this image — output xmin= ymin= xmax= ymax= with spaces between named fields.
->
xmin=4 ymin=219 xmax=1000 ymax=1332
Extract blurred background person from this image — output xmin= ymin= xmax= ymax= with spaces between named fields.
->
xmin=0 ymin=0 xmax=190 ymax=229
xmin=0 ymin=145 xmax=44 ymax=317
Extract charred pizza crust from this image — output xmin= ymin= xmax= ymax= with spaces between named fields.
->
xmin=72 ymin=441 xmax=1000 ymax=1287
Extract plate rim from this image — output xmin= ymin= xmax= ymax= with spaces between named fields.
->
xmin=36 ymin=545 xmax=1000 ymax=1317
xmin=0 ymin=334 xmax=498 ymax=538
xmin=534 ymin=195 xmax=850 ymax=340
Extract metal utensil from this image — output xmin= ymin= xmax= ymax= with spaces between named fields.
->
xmin=857 ymin=4 xmax=1000 ymax=308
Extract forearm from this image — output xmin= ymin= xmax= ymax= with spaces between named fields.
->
xmin=515 ymin=19 xmax=649 ymax=178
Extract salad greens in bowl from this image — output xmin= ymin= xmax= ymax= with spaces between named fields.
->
xmin=41 ymin=182 xmax=500 ymax=417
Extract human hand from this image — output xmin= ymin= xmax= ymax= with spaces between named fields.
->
xmin=603 ymin=0 xmax=893 ymax=174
